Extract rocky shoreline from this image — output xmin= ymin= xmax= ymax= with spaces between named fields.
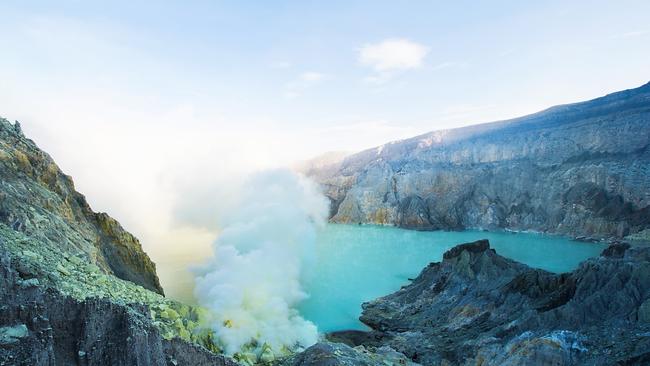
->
xmin=4 ymin=232 xmax=649 ymax=365
xmin=288 ymin=240 xmax=650 ymax=365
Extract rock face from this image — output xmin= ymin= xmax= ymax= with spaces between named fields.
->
xmin=0 ymin=118 xmax=240 ymax=365
xmin=305 ymin=82 xmax=650 ymax=239
xmin=281 ymin=342 xmax=419 ymax=366
xmin=326 ymin=240 xmax=650 ymax=365
xmin=0 ymin=243 xmax=236 ymax=366
xmin=0 ymin=118 xmax=163 ymax=294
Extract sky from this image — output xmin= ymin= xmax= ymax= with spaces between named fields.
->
xmin=1 ymin=1 xmax=649 ymax=290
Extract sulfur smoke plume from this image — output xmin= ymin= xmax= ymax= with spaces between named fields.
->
xmin=193 ymin=170 xmax=328 ymax=357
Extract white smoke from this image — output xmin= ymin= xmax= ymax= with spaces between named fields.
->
xmin=193 ymin=170 xmax=328 ymax=356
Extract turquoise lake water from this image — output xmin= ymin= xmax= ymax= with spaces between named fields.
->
xmin=298 ymin=224 xmax=607 ymax=332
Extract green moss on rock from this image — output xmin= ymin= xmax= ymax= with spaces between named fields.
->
xmin=0 ymin=223 xmax=222 ymax=355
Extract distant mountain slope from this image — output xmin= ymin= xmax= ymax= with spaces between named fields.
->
xmin=0 ymin=118 xmax=163 ymax=293
xmin=307 ymin=82 xmax=650 ymax=239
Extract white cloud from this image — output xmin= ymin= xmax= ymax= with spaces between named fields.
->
xmin=359 ymin=38 xmax=429 ymax=72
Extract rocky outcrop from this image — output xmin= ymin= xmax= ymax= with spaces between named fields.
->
xmin=0 ymin=118 xmax=162 ymax=293
xmin=0 ymin=118 xmax=241 ymax=365
xmin=305 ymin=82 xmax=650 ymax=240
xmin=0 ymin=242 xmax=236 ymax=366
xmin=325 ymin=240 xmax=650 ymax=365
xmin=280 ymin=342 xmax=419 ymax=366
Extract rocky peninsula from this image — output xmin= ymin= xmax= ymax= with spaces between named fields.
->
xmin=290 ymin=240 xmax=650 ymax=365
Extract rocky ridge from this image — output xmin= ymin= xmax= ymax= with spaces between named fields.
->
xmin=305 ymin=82 xmax=650 ymax=240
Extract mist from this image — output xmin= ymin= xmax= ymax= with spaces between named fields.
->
xmin=193 ymin=170 xmax=329 ymax=358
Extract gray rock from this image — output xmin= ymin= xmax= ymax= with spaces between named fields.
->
xmin=339 ymin=240 xmax=650 ymax=365
xmin=0 ymin=245 xmax=237 ymax=366
xmin=639 ymin=299 xmax=650 ymax=323
xmin=0 ymin=118 xmax=163 ymax=294
xmin=280 ymin=342 xmax=419 ymax=366
xmin=305 ymin=82 xmax=650 ymax=240
xmin=0 ymin=324 xmax=28 ymax=345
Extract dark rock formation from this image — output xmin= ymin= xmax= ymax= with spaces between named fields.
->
xmin=305 ymin=82 xmax=650 ymax=240
xmin=324 ymin=240 xmax=650 ymax=365
xmin=280 ymin=342 xmax=418 ymax=366
xmin=0 ymin=243 xmax=236 ymax=366
xmin=0 ymin=118 xmax=163 ymax=294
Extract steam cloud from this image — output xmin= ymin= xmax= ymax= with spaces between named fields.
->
xmin=193 ymin=170 xmax=328 ymax=356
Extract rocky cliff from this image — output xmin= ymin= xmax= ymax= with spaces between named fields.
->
xmin=0 ymin=118 xmax=238 ymax=365
xmin=305 ymin=82 xmax=650 ymax=240
xmin=0 ymin=242 xmax=236 ymax=366
xmin=292 ymin=240 xmax=650 ymax=366
xmin=0 ymin=118 xmax=163 ymax=293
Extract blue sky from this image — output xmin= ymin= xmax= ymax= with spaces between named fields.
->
xmin=1 ymin=0 xmax=649 ymax=258
xmin=3 ymin=1 xmax=650 ymax=143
